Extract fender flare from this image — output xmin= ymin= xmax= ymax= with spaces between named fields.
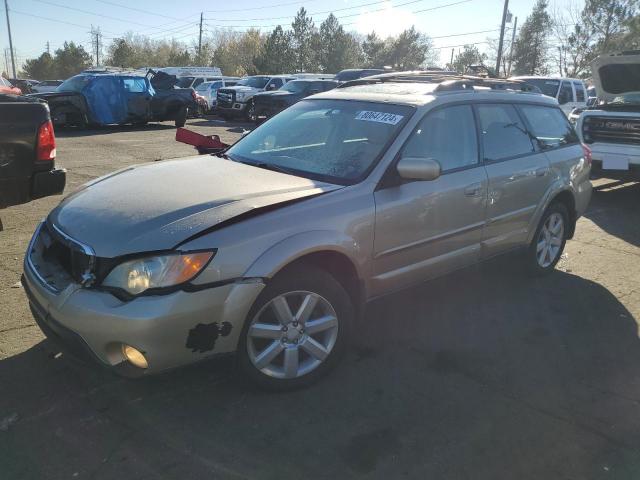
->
xmin=526 ymin=181 xmax=577 ymax=244
xmin=243 ymin=230 xmax=367 ymax=282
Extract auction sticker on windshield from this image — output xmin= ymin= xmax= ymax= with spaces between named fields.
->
xmin=355 ymin=111 xmax=404 ymax=125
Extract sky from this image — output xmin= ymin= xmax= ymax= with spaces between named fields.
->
xmin=1 ymin=0 xmax=581 ymax=73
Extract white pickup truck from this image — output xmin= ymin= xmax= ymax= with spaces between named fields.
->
xmin=576 ymin=52 xmax=640 ymax=177
xmin=215 ymin=75 xmax=295 ymax=121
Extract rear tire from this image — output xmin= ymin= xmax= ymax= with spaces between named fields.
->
xmin=238 ymin=264 xmax=353 ymax=391
xmin=174 ymin=106 xmax=187 ymax=127
xmin=526 ymin=202 xmax=569 ymax=276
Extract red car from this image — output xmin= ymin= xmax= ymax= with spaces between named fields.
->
xmin=0 ymin=77 xmax=21 ymax=95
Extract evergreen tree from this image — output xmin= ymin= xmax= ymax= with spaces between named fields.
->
xmin=254 ymin=26 xmax=296 ymax=74
xmin=317 ymin=14 xmax=361 ymax=73
xmin=291 ymin=8 xmax=318 ymax=72
xmin=362 ymin=32 xmax=386 ymax=68
xmin=512 ymin=0 xmax=552 ymax=75
xmin=21 ymin=52 xmax=56 ymax=79
xmin=386 ymin=27 xmax=433 ymax=70
xmin=52 ymin=42 xmax=92 ymax=78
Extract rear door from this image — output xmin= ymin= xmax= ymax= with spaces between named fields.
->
xmin=557 ymin=80 xmax=576 ymax=115
xmin=122 ymin=77 xmax=152 ymax=120
xmin=477 ymin=103 xmax=553 ymax=257
xmin=372 ymin=104 xmax=488 ymax=295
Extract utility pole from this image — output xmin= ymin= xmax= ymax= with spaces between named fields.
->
xmin=495 ymin=0 xmax=509 ymax=77
xmin=198 ymin=12 xmax=203 ymax=58
xmin=506 ymin=16 xmax=517 ymax=76
xmin=46 ymin=41 xmax=50 ymax=55
xmin=4 ymin=0 xmax=16 ymax=78
xmin=450 ymin=48 xmax=454 ymax=69
xmin=4 ymin=48 xmax=9 ymax=75
xmin=558 ymin=46 xmax=563 ymax=76
xmin=91 ymin=26 xmax=101 ymax=66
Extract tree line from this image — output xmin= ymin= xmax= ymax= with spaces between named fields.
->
xmin=18 ymin=8 xmax=434 ymax=80
xmin=13 ymin=1 xmax=639 ymax=81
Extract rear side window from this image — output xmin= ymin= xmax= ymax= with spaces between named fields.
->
xmin=573 ymin=82 xmax=585 ymax=102
xmin=476 ymin=104 xmax=535 ymax=161
xmin=519 ymin=105 xmax=579 ymax=149
xmin=558 ymin=82 xmax=573 ymax=104
xmin=403 ymin=105 xmax=478 ymax=172
xmin=269 ymin=78 xmax=284 ymax=89
xmin=123 ymin=78 xmax=146 ymax=93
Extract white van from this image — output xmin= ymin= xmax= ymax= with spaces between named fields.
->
xmin=510 ymin=76 xmax=588 ymax=115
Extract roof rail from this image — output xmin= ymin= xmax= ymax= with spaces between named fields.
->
xmin=337 ymin=71 xmax=542 ymax=94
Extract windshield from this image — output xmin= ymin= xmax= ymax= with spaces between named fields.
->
xmin=176 ymin=77 xmax=195 ymax=88
xmin=608 ymin=92 xmax=640 ymax=105
xmin=57 ymin=75 xmax=92 ymax=92
xmin=227 ymin=99 xmax=414 ymax=184
xmin=520 ymin=78 xmax=561 ymax=98
xmin=236 ymin=76 xmax=270 ymax=88
xmin=281 ymin=81 xmax=308 ymax=93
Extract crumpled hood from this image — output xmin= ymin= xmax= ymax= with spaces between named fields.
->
xmin=50 ymin=156 xmax=341 ymax=257
xmin=592 ymin=52 xmax=640 ymax=102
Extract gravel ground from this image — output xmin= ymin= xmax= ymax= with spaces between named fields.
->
xmin=0 ymin=118 xmax=639 ymax=480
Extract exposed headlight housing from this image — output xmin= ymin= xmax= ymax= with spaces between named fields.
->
xmin=102 ymin=251 xmax=214 ymax=296
xmin=236 ymin=92 xmax=248 ymax=101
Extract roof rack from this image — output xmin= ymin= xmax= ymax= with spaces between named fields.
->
xmin=337 ymin=71 xmax=541 ymax=94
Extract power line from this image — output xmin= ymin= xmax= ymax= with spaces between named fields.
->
xmin=204 ymin=0 xmax=472 ymax=28
xmin=30 ymin=0 xmax=155 ymax=28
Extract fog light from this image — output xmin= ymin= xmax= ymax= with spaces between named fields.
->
xmin=122 ymin=344 xmax=148 ymax=369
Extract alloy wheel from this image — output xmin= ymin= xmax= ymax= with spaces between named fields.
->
xmin=536 ymin=212 xmax=564 ymax=268
xmin=246 ymin=291 xmax=339 ymax=379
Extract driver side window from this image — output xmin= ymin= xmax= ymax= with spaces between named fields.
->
xmin=402 ymin=105 xmax=479 ymax=172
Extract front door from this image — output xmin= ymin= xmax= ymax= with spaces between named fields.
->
xmin=372 ymin=104 xmax=488 ymax=296
xmin=475 ymin=103 xmax=553 ymax=257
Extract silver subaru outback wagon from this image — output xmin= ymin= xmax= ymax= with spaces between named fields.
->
xmin=23 ymin=74 xmax=592 ymax=389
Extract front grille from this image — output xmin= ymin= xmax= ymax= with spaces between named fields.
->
xmin=28 ymin=222 xmax=95 ymax=291
xmin=583 ymin=116 xmax=640 ymax=145
xmin=217 ymin=89 xmax=235 ymax=108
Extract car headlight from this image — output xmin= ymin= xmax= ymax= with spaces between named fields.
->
xmin=102 ymin=251 xmax=214 ymax=296
xmin=236 ymin=92 xmax=247 ymax=101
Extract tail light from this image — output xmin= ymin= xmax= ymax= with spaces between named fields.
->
xmin=36 ymin=120 xmax=56 ymax=161
xmin=581 ymin=143 xmax=592 ymax=167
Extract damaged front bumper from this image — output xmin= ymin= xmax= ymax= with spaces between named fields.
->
xmin=23 ymin=253 xmax=264 ymax=376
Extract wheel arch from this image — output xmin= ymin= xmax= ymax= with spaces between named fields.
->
xmin=549 ymin=189 xmax=577 ymax=238
xmin=243 ymin=232 xmax=367 ymax=316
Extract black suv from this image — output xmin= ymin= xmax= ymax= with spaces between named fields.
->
xmin=252 ymin=79 xmax=338 ymax=124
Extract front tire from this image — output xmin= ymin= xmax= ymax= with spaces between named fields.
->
xmin=174 ymin=106 xmax=187 ymax=127
xmin=527 ymin=202 xmax=569 ymax=275
xmin=245 ymin=100 xmax=256 ymax=123
xmin=238 ymin=265 xmax=353 ymax=390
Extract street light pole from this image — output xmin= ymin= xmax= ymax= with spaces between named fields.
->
xmin=495 ymin=0 xmax=509 ymax=77
xmin=4 ymin=0 xmax=16 ymax=78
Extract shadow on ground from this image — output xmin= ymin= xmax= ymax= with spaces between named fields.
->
xmin=1 ymin=256 xmax=639 ymax=479
xmin=585 ymin=178 xmax=640 ymax=247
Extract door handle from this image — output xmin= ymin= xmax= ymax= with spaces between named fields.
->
xmin=535 ymin=167 xmax=549 ymax=177
xmin=464 ymin=183 xmax=482 ymax=197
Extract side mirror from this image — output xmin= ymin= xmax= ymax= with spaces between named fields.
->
xmin=266 ymin=83 xmax=277 ymax=91
xmin=309 ymin=89 xmax=321 ymax=94
xmin=397 ymin=156 xmax=441 ymax=181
